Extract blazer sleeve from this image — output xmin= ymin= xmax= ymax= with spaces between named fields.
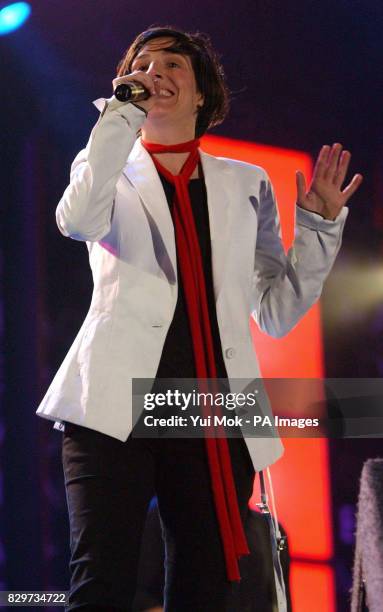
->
xmin=251 ymin=169 xmax=348 ymax=338
xmin=56 ymin=97 xmax=147 ymax=242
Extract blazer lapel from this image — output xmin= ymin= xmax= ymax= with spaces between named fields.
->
xmin=123 ymin=139 xmax=178 ymax=283
xmin=123 ymin=140 xmax=232 ymax=300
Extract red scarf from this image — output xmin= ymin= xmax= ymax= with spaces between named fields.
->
xmin=141 ymin=137 xmax=250 ymax=581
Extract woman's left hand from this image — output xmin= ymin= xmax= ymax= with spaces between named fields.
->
xmin=296 ymin=143 xmax=363 ymax=221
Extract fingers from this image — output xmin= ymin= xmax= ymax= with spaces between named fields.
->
xmin=112 ymin=70 xmax=157 ymax=96
xmin=341 ymin=174 xmax=363 ymax=202
xmin=315 ymin=143 xmax=354 ymax=188
xmin=296 ymin=170 xmax=307 ymax=203
xmin=312 ymin=145 xmax=330 ymax=180
xmin=326 ymin=143 xmax=343 ymax=180
xmin=333 ymin=149 xmax=351 ymax=188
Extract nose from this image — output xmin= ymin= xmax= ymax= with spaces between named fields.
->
xmin=146 ymin=60 xmax=163 ymax=80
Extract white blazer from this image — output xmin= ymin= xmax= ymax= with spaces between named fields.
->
xmin=36 ymin=96 xmax=348 ymax=472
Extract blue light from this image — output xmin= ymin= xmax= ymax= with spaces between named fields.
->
xmin=0 ymin=2 xmax=31 ymax=35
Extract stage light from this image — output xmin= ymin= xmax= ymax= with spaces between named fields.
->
xmin=0 ymin=2 xmax=31 ymax=36
xmin=324 ymin=261 xmax=383 ymax=329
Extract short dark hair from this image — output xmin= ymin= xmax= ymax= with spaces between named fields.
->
xmin=116 ymin=25 xmax=230 ymax=138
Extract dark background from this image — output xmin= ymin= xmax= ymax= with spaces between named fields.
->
xmin=1 ymin=1 xmax=382 ymax=610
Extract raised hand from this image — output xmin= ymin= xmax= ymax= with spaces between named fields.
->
xmin=296 ymin=143 xmax=363 ymax=220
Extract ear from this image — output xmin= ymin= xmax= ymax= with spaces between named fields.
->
xmin=196 ymin=91 xmax=204 ymax=110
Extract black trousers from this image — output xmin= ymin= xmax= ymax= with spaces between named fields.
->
xmin=61 ymin=422 xmax=255 ymax=612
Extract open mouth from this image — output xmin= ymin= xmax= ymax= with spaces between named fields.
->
xmin=158 ymin=88 xmax=175 ymax=97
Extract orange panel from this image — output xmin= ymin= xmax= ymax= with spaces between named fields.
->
xmin=250 ymin=310 xmax=325 ymax=379
xmin=289 ymin=562 xmax=336 ymax=612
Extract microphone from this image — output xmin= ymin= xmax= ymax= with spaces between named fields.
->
xmin=114 ymin=81 xmax=150 ymax=103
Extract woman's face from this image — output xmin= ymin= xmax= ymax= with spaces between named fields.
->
xmin=131 ymin=36 xmax=204 ymax=130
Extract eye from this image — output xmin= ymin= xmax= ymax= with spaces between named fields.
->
xmin=135 ymin=64 xmax=148 ymax=71
xmin=167 ymin=61 xmax=180 ymax=68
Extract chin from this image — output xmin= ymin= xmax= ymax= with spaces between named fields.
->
xmin=147 ymin=109 xmax=179 ymax=125
xmin=149 ymin=107 xmax=173 ymax=116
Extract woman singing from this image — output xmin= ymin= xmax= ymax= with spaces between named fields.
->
xmin=37 ymin=25 xmax=362 ymax=611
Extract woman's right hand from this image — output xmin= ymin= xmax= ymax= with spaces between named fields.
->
xmin=112 ymin=70 xmax=158 ymax=113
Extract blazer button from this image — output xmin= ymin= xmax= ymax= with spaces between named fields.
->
xmin=225 ymin=347 xmax=236 ymax=359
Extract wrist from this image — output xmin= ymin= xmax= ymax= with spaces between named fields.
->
xmin=297 ymin=202 xmax=336 ymax=222
xmin=131 ymin=102 xmax=148 ymax=117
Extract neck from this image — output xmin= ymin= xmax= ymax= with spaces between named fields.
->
xmin=141 ymin=120 xmax=196 ymax=146
xmin=141 ymin=121 xmax=199 ymax=177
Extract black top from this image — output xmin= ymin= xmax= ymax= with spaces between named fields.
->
xmin=155 ymin=169 xmax=228 ymax=380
